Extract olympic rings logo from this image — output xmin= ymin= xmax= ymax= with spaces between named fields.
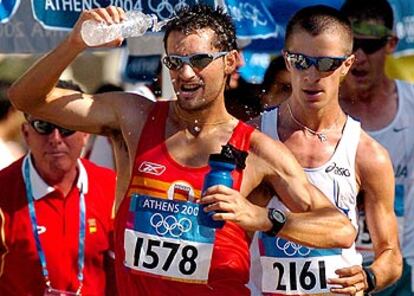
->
xmin=275 ymin=238 xmax=312 ymax=257
xmin=150 ymin=213 xmax=192 ymax=238
xmin=148 ymin=0 xmax=190 ymax=19
xmin=228 ymin=2 xmax=268 ymax=27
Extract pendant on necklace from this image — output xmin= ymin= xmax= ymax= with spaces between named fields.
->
xmin=317 ymin=133 xmax=327 ymax=142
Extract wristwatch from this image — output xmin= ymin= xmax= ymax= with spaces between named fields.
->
xmin=265 ymin=208 xmax=286 ymax=237
xmin=363 ymin=266 xmax=377 ymax=295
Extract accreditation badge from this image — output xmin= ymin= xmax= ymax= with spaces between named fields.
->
xmin=124 ymin=194 xmax=216 ymax=283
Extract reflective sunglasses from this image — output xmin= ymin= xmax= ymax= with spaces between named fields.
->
xmin=284 ymin=51 xmax=348 ymax=72
xmin=162 ymin=52 xmax=228 ymax=71
xmin=29 ymin=120 xmax=75 ymax=137
xmin=353 ymin=37 xmax=389 ymax=54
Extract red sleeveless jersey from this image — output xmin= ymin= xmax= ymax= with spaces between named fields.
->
xmin=115 ymin=102 xmax=254 ymax=295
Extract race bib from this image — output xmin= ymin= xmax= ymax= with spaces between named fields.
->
xmin=260 ymin=235 xmax=343 ymax=295
xmin=124 ymin=194 xmax=215 ymax=283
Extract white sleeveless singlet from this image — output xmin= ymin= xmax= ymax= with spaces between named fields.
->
xmin=357 ymin=80 xmax=414 ymax=267
xmin=248 ymin=108 xmax=362 ymax=295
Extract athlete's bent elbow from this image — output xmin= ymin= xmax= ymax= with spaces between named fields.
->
xmin=336 ymin=219 xmax=357 ymax=248
xmin=7 ymin=86 xmax=27 ymax=111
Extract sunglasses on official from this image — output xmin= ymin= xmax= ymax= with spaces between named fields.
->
xmin=353 ymin=37 xmax=389 ymax=54
xmin=284 ymin=51 xmax=348 ymax=72
xmin=162 ymin=52 xmax=228 ymax=71
xmin=29 ymin=120 xmax=76 ymax=137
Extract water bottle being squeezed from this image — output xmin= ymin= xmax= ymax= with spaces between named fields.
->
xmin=81 ymin=10 xmax=169 ymax=47
xmin=198 ymin=152 xmax=236 ymax=229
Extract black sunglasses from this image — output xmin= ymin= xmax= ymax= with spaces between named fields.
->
xmin=29 ymin=120 xmax=75 ymax=137
xmin=353 ymin=37 xmax=389 ymax=54
xmin=162 ymin=52 xmax=228 ymax=71
xmin=284 ymin=51 xmax=348 ymax=72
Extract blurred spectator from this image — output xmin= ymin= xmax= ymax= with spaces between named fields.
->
xmin=0 ymin=80 xmax=26 ymax=169
xmin=225 ymin=77 xmax=262 ymax=121
xmin=340 ymin=0 xmax=413 ymax=294
xmin=225 ymin=50 xmax=262 ymax=121
xmin=124 ymin=60 xmax=163 ymax=102
xmin=94 ymin=83 xmax=124 ymax=94
xmin=260 ymin=55 xmax=291 ymax=109
xmin=0 ymin=81 xmax=117 ymax=296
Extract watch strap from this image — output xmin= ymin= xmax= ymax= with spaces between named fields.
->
xmin=264 ymin=208 xmax=286 ymax=237
xmin=363 ymin=266 xmax=377 ymax=294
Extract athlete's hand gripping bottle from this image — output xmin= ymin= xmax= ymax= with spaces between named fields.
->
xmin=81 ymin=10 xmax=168 ymax=46
xmin=198 ymin=153 xmax=236 ymax=228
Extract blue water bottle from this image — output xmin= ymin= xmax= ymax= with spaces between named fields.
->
xmin=198 ymin=153 xmax=236 ymax=228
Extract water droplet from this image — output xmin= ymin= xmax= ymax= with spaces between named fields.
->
xmin=194 ymin=126 xmax=201 ymax=132
xmin=151 ymin=116 xmax=155 ymax=120
xmin=194 ymin=119 xmax=199 ymax=124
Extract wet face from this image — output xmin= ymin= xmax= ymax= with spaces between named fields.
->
xmin=165 ymin=29 xmax=235 ymax=111
xmin=285 ymin=30 xmax=354 ymax=110
xmin=22 ymin=120 xmax=88 ymax=178
xmin=261 ymin=69 xmax=291 ymax=108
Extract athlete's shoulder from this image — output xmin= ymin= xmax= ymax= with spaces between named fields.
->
xmin=356 ymin=130 xmax=393 ymax=178
xmin=396 ymin=79 xmax=414 ymax=105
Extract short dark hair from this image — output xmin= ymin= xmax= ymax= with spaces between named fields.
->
xmin=163 ymin=4 xmax=238 ymax=53
xmin=340 ymin=0 xmax=394 ymax=30
xmin=285 ymin=5 xmax=353 ymax=55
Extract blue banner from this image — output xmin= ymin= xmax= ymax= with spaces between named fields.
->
xmin=31 ymin=0 xmax=215 ymax=30
xmin=0 ymin=0 xmax=20 ymax=23
xmin=390 ymin=0 xmax=414 ymax=57
xmin=1 ymin=0 xmax=413 ymax=58
xmin=0 ymin=1 xmax=68 ymax=53
xmin=224 ymin=0 xmax=280 ymax=39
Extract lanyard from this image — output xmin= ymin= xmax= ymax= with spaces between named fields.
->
xmin=23 ymin=158 xmax=85 ymax=294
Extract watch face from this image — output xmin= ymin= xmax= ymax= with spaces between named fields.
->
xmin=271 ymin=209 xmax=285 ymax=223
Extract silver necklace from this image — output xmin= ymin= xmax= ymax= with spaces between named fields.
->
xmin=286 ymin=103 xmax=339 ymax=142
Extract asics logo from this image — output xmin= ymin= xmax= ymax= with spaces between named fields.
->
xmin=138 ymin=161 xmax=166 ymax=176
xmin=150 ymin=213 xmax=192 ymax=238
xmin=276 ymin=238 xmax=312 ymax=256
xmin=325 ymin=162 xmax=350 ymax=177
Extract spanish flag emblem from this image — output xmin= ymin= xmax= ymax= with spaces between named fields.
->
xmin=88 ymin=218 xmax=97 ymax=234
